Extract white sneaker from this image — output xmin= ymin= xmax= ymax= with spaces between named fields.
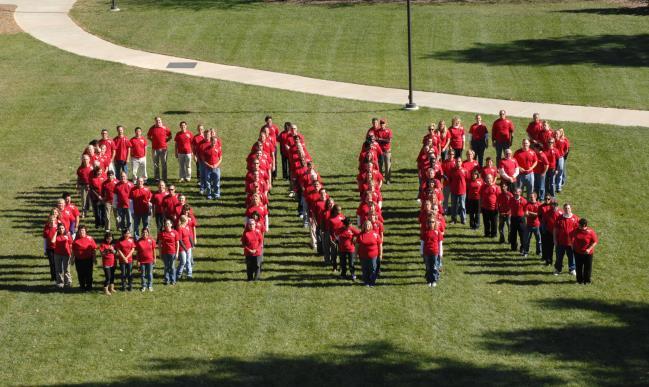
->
xmin=148 ymin=287 xmax=153 ymax=292
xmin=427 ymin=282 xmax=432 ymax=287
xmin=553 ymin=270 xmax=560 ymax=276
xmin=288 ymin=192 xmax=295 ymax=198
xmin=569 ymin=270 xmax=576 ymax=276
xmin=432 ymin=282 xmax=437 ymax=287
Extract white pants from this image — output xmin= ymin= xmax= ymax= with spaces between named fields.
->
xmin=131 ymin=157 xmax=147 ymax=180
xmin=178 ymin=153 xmax=192 ymax=180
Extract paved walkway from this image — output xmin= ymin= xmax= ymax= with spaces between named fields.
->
xmin=11 ymin=0 xmax=649 ymax=127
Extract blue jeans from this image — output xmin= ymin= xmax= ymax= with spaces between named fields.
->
xmin=525 ymin=226 xmax=541 ymax=255
xmin=162 ymin=253 xmax=176 ymax=284
xmin=534 ymin=173 xmax=546 ymax=200
xmin=199 ymin=162 xmax=207 ymax=192
xmin=495 ymin=141 xmax=510 ymax=165
xmin=361 ymin=258 xmax=377 ymax=286
xmin=517 ymin=173 xmax=534 ymax=198
xmin=555 ymin=157 xmax=565 ymax=192
xmin=114 ymin=159 xmax=128 ymax=177
xmin=206 ymin=167 xmax=221 ymax=197
xmin=545 ymin=169 xmax=556 ymax=197
xmin=424 ymin=254 xmax=441 ymax=283
xmin=132 ymin=212 xmax=149 ymax=239
xmin=120 ymin=262 xmax=133 ymax=288
xmin=176 ymin=248 xmax=193 ymax=279
xmin=555 ymin=244 xmax=575 ymax=272
xmin=116 ymin=207 xmax=131 ymax=232
xmin=140 ymin=263 xmax=153 ymax=288
xmin=451 ymin=193 xmax=466 ymax=223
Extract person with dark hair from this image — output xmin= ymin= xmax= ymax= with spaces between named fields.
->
xmin=61 ymin=193 xmax=80 ymax=238
xmin=241 ymin=218 xmax=264 ymax=281
xmin=496 ymin=182 xmax=513 ymax=244
xmin=261 ymin=115 xmax=280 ymax=182
xmin=151 ymin=180 xmax=168 ymax=232
xmin=130 ymin=126 xmax=148 ymax=182
xmin=43 ymin=213 xmax=61 ymax=284
xmin=508 ymin=188 xmax=528 ymax=255
xmin=554 ymin=203 xmax=580 ymax=276
xmin=158 ymin=219 xmax=179 ymax=285
xmin=114 ymin=171 xmax=134 ymax=232
xmin=469 ymin=114 xmax=489 ymax=167
xmin=466 ymin=169 xmax=483 ymax=230
xmin=479 ymin=174 xmax=500 ymax=238
xmin=278 ymin=122 xmax=292 ymax=181
xmin=76 ymin=154 xmax=93 ymax=218
xmin=115 ymin=229 xmax=135 ymax=291
xmin=175 ymin=215 xmax=193 ymax=281
xmin=335 ymin=217 xmax=359 ymax=280
xmin=191 ymin=125 xmax=205 ymax=186
xmin=113 ymin=125 xmax=131 ymax=177
xmin=135 ymin=227 xmax=156 ymax=291
xmin=130 ymin=177 xmax=152 ymax=239
xmin=357 ymin=220 xmax=380 ymax=287
xmin=492 ymin=109 xmax=515 ymax=165
xmin=532 ymin=143 xmax=549 ymax=200
xmin=71 ymin=225 xmax=96 ymax=291
xmin=571 ymin=218 xmax=598 ymax=284
xmin=539 ymin=197 xmax=561 ymax=266
xmin=101 ymin=170 xmax=118 ymax=232
xmin=421 ymin=218 xmax=442 ymax=287
xmin=524 ymin=192 xmax=542 ymax=256
xmin=147 ymin=116 xmax=172 ymax=182
xmin=375 ymin=119 xmax=393 ymax=184
xmin=174 ymin=121 xmax=194 ymax=182
xmin=98 ymin=232 xmax=116 ymax=295
xmin=50 ymin=223 xmax=72 ymax=288
xmin=447 ymin=157 xmax=469 ymax=224
xmin=89 ymin=167 xmax=106 ymax=229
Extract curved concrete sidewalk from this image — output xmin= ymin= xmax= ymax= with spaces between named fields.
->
xmin=11 ymin=0 xmax=649 ymax=127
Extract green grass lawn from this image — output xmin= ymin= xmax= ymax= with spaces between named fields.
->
xmin=70 ymin=0 xmax=649 ymax=110
xmin=1 ymin=32 xmax=648 ymax=386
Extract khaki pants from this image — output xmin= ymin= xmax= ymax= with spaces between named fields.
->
xmin=78 ymin=185 xmax=89 ymax=214
xmin=153 ymin=149 xmax=168 ymax=182
xmin=53 ymin=253 xmax=71 ymax=286
xmin=103 ymin=201 xmax=114 ymax=231
xmin=131 ymin=157 xmax=147 ymax=181
xmin=178 ymin=153 xmax=192 ymax=180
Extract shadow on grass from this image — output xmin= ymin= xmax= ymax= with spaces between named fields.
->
xmin=163 ymin=108 xmax=401 ymax=115
xmin=483 ymin=298 xmax=649 ymax=385
xmin=556 ymin=6 xmax=649 ymax=16
xmin=427 ymin=34 xmax=649 ymax=67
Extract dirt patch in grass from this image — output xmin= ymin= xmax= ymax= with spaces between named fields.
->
xmin=0 ymin=5 xmax=21 ymax=35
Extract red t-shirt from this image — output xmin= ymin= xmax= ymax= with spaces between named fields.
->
xmin=422 ymin=228 xmax=441 ymax=256
xmin=336 ymin=226 xmax=360 ymax=253
xmin=152 ymin=191 xmax=168 ymax=214
xmin=174 ymin=130 xmax=194 ymax=154
xmin=375 ymin=128 xmax=393 ymax=152
xmin=571 ymin=227 xmax=598 ymax=254
xmin=499 ymin=158 xmax=519 ymax=178
xmin=53 ymin=233 xmax=72 ymax=256
xmin=448 ymin=167 xmax=469 ymax=195
xmin=129 ymin=186 xmax=152 ymax=215
xmin=113 ymin=135 xmax=131 ymax=161
xmin=43 ymin=223 xmax=59 ymax=249
xmin=509 ymin=196 xmax=528 ymax=217
xmin=147 ymin=125 xmax=171 ymax=150
xmin=527 ymin=121 xmax=543 ymax=141
xmin=357 ymin=231 xmax=380 ymax=259
xmin=135 ymin=237 xmax=156 ymax=264
xmin=480 ymin=184 xmax=501 ymax=210
xmin=542 ymin=208 xmax=563 ymax=233
xmin=101 ymin=179 xmax=117 ymax=203
xmin=241 ymin=229 xmax=263 ymax=256
xmin=99 ymin=138 xmax=115 ymax=160
xmin=492 ymin=118 xmax=515 ymax=143
xmin=482 ymin=166 xmax=498 ymax=181
xmin=114 ymin=181 xmax=134 ymax=208
xmin=543 ymin=147 xmax=559 ymax=170
xmin=555 ymin=214 xmax=580 ymax=246
xmin=177 ymin=225 xmax=192 ymax=250
xmin=514 ymin=148 xmax=537 ymax=174
xmin=449 ymin=126 xmax=465 ymax=149
xmin=77 ymin=165 xmax=93 ymax=185
xmin=497 ymin=191 xmax=513 ymax=215
xmin=72 ymin=236 xmax=97 ymax=260
xmin=99 ymin=242 xmax=115 ymax=267
xmin=462 ymin=160 xmax=479 ymax=177
xmin=158 ymin=230 xmax=180 ymax=255
xmin=467 ymin=178 xmax=484 ymax=200
xmin=202 ymin=143 xmax=222 ymax=166
xmin=469 ymin=123 xmax=488 ymax=142
xmin=533 ymin=151 xmax=549 ymax=175
xmin=191 ymin=134 xmax=205 ymax=156
xmin=130 ymin=136 xmax=147 ymax=159
xmin=525 ymin=201 xmax=541 ymax=227
xmin=115 ymin=238 xmax=136 ymax=263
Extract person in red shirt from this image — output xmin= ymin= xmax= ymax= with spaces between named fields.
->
xmin=335 ymin=217 xmax=358 ymax=280
xmin=201 ymin=135 xmax=222 ymax=200
xmin=532 ymin=143 xmax=549 ymax=200
xmin=98 ymin=128 xmax=116 ymax=173
xmin=498 ymin=148 xmax=519 ymax=192
xmin=514 ymin=139 xmax=538 ymax=198
xmin=437 ymin=121 xmax=451 ymax=160
xmin=462 ymin=150 xmax=480 ymax=178
xmin=43 ymin=214 xmax=61 ymax=283
xmin=526 ymin=113 xmax=543 ymax=143
xmin=175 ymin=215 xmax=194 ymax=281
xmin=447 ymin=157 xmax=468 ymax=224
xmin=421 ymin=218 xmax=442 ymax=287
xmin=130 ymin=126 xmax=148 ymax=182
xmin=554 ymin=203 xmax=579 ymax=276
xmin=571 ymin=218 xmax=598 ymax=284
xmin=101 ymin=170 xmax=117 ymax=232
xmin=129 ymin=177 xmax=152 ymax=238
xmin=448 ymin=116 xmax=466 ymax=160
xmin=147 ymin=116 xmax=172 ymax=182
xmin=469 ymin=114 xmax=489 ymax=167
xmin=174 ymin=121 xmax=194 ymax=183
xmin=76 ymin=154 xmax=93 ymax=218
xmin=115 ymin=229 xmax=136 ymax=291
xmin=113 ymin=125 xmax=131 ymax=177
xmin=492 ymin=109 xmax=515 ymax=165
xmin=135 ymin=227 xmax=157 ymax=291
xmin=88 ymin=167 xmax=106 ymax=229
xmin=62 ymin=193 xmax=81 ymax=239
xmin=241 ymin=218 xmax=264 ymax=281
xmin=375 ymin=119 xmax=394 ymax=184
xmin=71 ymin=225 xmax=97 ymax=291
xmin=114 ymin=171 xmax=134 ymax=232
xmin=151 ymin=180 xmax=168 ymax=231
xmin=98 ymin=232 xmax=116 ymax=295
xmin=523 ymin=192 xmax=542 ymax=256
xmin=554 ymin=128 xmax=570 ymax=193
xmin=481 ymin=157 xmax=498 ymax=182
xmin=480 ymin=174 xmax=501 ymax=238
xmin=278 ymin=122 xmax=292 ymax=181
xmin=357 ymin=220 xmax=380 ymax=287
xmin=50 ymin=223 xmax=72 ymax=288
xmin=466 ymin=170 xmax=483 ymax=230
xmin=158 ymin=219 xmax=180 ymax=285
xmin=540 ymin=197 xmax=561 ymax=266
xmin=497 ymin=182 xmax=513 ymax=244
xmin=191 ymin=124 xmax=205 ymax=185
xmin=261 ymin=115 xmax=280 ymax=181
xmin=508 ymin=188 xmax=528 ymax=254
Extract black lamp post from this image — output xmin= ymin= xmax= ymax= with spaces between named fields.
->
xmin=110 ymin=0 xmax=120 ymax=12
xmin=404 ymin=0 xmax=418 ymax=111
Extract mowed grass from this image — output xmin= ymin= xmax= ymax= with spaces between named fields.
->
xmin=0 ymin=32 xmax=648 ymax=386
xmin=70 ymin=0 xmax=649 ymax=110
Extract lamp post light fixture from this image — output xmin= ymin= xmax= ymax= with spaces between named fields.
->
xmin=404 ymin=0 xmax=419 ymax=111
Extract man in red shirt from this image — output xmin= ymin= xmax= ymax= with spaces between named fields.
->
xmin=447 ymin=157 xmax=468 ymax=224
xmin=469 ymin=114 xmax=489 ymax=167
xmin=130 ymin=127 xmax=148 ymax=182
xmin=540 ymin=197 xmax=561 ymax=266
xmin=147 ymin=116 xmax=171 ymax=182
xmin=101 ymin=170 xmax=117 ymax=232
xmin=533 ymin=143 xmax=549 ymax=200
xmin=151 ymin=180 xmax=168 ymax=232
xmin=201 ymin=136 xmax=222 ymax=200
xmin=375 ymin=119 xmax=394 ymax=184
xmin=278 ymin=122 xmax=292 ymax=181
xmin=508 ymin=188 xmax=528 ymax=254
xmin=480 ymin=174 xmax=500 ymax=238
xmin=174 ymin=121 xmax=194 ymax=183
xmin=113 ymin=125 xmax=131 ymax=177
xmin=571 ymin=218 xmax=598 ymax=284
xmin=524 ymin=192 xmax=542 ymax=256
xmin=554 ymin=203 xmax=579 ymax=276
xmin=492 ymin=109 xmax=515 ymax=165
xmin=261 ymin=115 xmax=280 ymax=181
xmin=129 ymin=177 xmax=152 ymax=238
xmin=191 ymin=125 xmax=205 ymax=186
xmin=241 ymin=218 xmax=264 ymax=281
xmin=497 ymin=182 xmax=513 ymax=244
xmin=98 ymin=129 xmax=116 ymax=173
xmin=498 ymin=149 xmax=519 ymax=192
xmin=114 ymin=171 xmax=134 ymax=232
xmin=514 ymin=139 xmax=538 ymax=198
xmin=526 ymin=113 xmax=543 ymax=143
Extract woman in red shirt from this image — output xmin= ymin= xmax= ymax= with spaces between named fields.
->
xmin=135 ymin=227 xmax=157 ymax=291
xmin=523 ymin=192 xmax=542 ymax=256
xmin=50 ymin=223 xmax=72 ymax=288
xmin=335 ymin=217 xmax=359 ymax=281
xmin=436 ymin=120 xmax=450 ymax=160
xmin=71 ymin=225 xmax=97 ymax=291
xmin=43 ymin=213 xmax=60 ymax=283
xmin=466 ymin=170 xmax=483 ymax=230
xmin=554 ymin=128 xmax=570 ymax=193
xmin=421 ymin=218 xmax=442 ymax=287
xmin=115 ymin=229 xmax=136 ymax=291
xmin=357 ymin=220 xmax=380 ymax=287
xmin=175 ymin=215 xmax=193 ymax=281
xmin=448 ymin=116 xmax=465 ymax=159
xmin=469 ymin=114 xmax=489 ymax=167
xmin=571 ymin=218 xmax=598 ymax=284
xmin=158 ymin=219 xmax=180 ymax=285
xmin=76 ymin=155 xmax=93 ymax=218
xmin=98 ymin=232 xmax=116 ymax=295
xmin=241 ymin=218 xmax=264 ymax=281
xmin=479 ymin=174 xmax=500 ymax=238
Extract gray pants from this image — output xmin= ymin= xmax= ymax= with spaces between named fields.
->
xmin=53 ymin=254 xmax=71 ymax=286
xmin=103 ymin=201 xmax=114 ymax=231
xmin=178 ymin=153 xmax=192 ymax=180
xmin=379 ymin=151 xmax=392 ymax=182
xmin=131 ymin=157 xmax=147 ymax=181
xmin=153 ymin=149 xmax=168 ymax=182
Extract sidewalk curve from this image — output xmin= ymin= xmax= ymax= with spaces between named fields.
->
xmin=10 ymin=0 xmax=649 ymax=127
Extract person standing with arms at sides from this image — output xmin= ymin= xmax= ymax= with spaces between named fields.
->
xmin=375 ymin=119 xmax=393 ymax=184
xmin=526 ymin=113 xmax=543 ymax=143
xmin=158 ymin=219 xmax=179 ymax=285
xmin=51 ymin=223 xmax=72 ymax=288
xmin=135 ymin=227 xmax=156 ymax=291
xmin=152 ymin=180 xmax=168 ymax=231
xmin=262 ymin=115 xmax=279 ymax=181
xmin=437 ymin=120 xmax=451 ymax=160
xmin=89 ymin=168 xmax=106 ymax=229
xmin=481 ymin=157 xmax=498 ymax=182
xmin=115 ymin=229 xmax=135 ymax=291
xmin=448 ymin=116 xmax=466 ymax=160
xmin=191 ymin=125 xmax=205 ymax=186
xmin=469 ymin=114 xmax=488 ymax=167
xmin=201 ymin=135 xmax=222 ymax=200
xmin=498 ymin=149 xmax=519 ymax=192
xmin=466 ymin=170 xmax=483 ymax=230
xmin=554 ymin=128 xmax=570 ymax=193
xmin=147 ymin=116 xmax=171 ymax=182
xmin=76 ymin=155 xmax=93 ymax=218
xmin=480 ymin=174 xmax=500 ymax=238
xmin=100 ymin=170 xmax=117 ymax=232
xmin=114 ymin=171 xmax=134 ymax=233
xmin=98 ymin=129 xmax=116 ymax=173
xmin=508 ymin=188 xmax=528 ymax=255
xmin=524 ymin=192 xmax=542 ymax=256
xmin=448 ymin=157 xmax=469 ymax=225
xmin=514 ymin=139 xmax=538 ymax=198
xmin=421 ymin=218 xmax=442 ymax=287
xmin=532 ymin=143 xmax=549 ymax=200
xmin=99 ymin=232 xmax=116 ymax=295
xmin=175 ymin=215 xmax=193 ymax=281
xmin=554 ymin=203 xmax=579 ymax=276
xmin=496 ymin=182 xmax=513 ymax=244
xmin=174 ymin=121 xmax=193 ymax=183
xmin=241 ymin=218 xmax=264 ymax=282
xmin=540 ymin=197 xmax=561 ymax=267
xmin=366 ymin=117 xmax=380 ymax=138
xmin=43 ymin=214 xmax=60 ymax=284
xmin=62 ymin=194 xmax=81 ymax=238
xmin=357 ymin=220 xmax=380 ymax=287
xmin=278 ymin=122 xmax=292 ymax=181
xmin=71 ymin=225 xmax=96 ymax=292
xmin=129 ymin=127 xmax=148 ymax=182
xmin=336 ymin=217 xmax=359 ymax=281
xmin=492 ymin=109 xmax=515 ymax=165
xmin=543 ymin=138 xmax=560 ymax=197
xmin=113 ymin=125 xmax=131 ymax=177
xmin=129 ymin=177 xmax=152 ymax=239
xmin=571 ymin=218 xmax=598 ymax=284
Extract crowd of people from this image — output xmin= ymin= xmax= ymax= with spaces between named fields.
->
xmin=43 ymin=117 xmax=220 ymax=294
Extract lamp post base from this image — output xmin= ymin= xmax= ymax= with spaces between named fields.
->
xmin=404 ymin=102 xmax=419 ymax=111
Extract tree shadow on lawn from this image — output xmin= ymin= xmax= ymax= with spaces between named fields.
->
xmin=556 ymin=6 xmax=649 ymax=17
xmin=53 ymin=340 xmax=562 ymax=386
xmin=124 ymin=0 xmax=264 ymax=11
xmin=483 ymin=298 xmax=649 ymax=385
xmin=427 ymin=34 xmax=649 ymax=68
xmin=164 ymin=108 xmax=401 ymax=115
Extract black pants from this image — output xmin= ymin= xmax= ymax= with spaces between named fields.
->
xmin=575 ymin=253 xmax=593 ymax=283
xmin=281 ymin=154 xmax=289 ymax=180
xmin=120 ymin=262 xmax=133 ymax=289
xmin=467 ymin=199 xmax=480 ymax=229
xmin=46 ymin=249 xmax=56 ymax=281
xmin=330 ymin=241 xmax=339 ymax=271
xmin=509 ymin=216 xmax=527 ymax=252
xmin=452 ymin=148 xmax=463 ymax=159
xmin=471 ymin=140 xmax=486 ymax=167
xmin=195 ymin=161 xmax=201 ymax=180
xmin=272 ymin=149 xmax=278 ymax=180
xmin=103 ymin=266 xmax=115 ymax=287
xmin=541 ymin=229 xmax=554 ymax=265
xmin=482 ymin=209 xmax=498 ymax=237
xmin=498 ymin=215 xmax=510 ymax=243
xmin=245 ymin=255 xmax=262 ymax=281
xmin=75 ymin=259 xmax=94 ymax=291
xmin=339 ymin=251 xmax=355 ymax=277
xmin=92 ymin=200 xmax=105 ymax=228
